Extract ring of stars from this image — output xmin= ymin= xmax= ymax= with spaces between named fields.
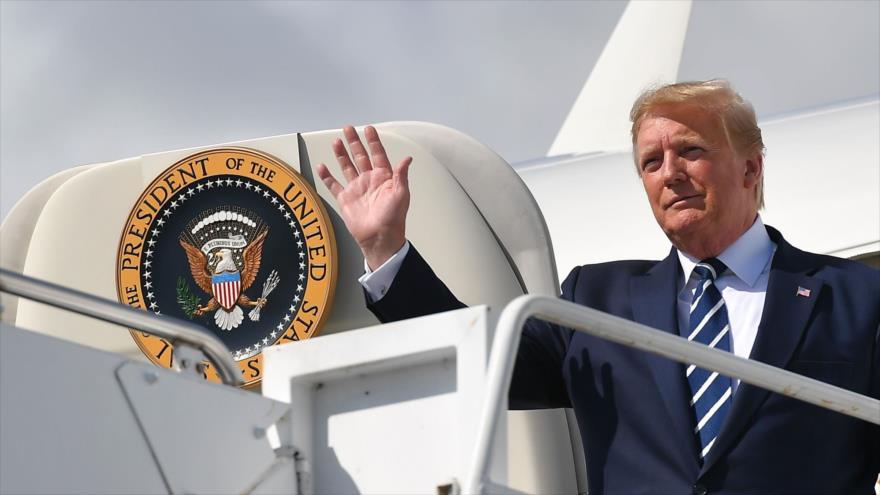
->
xmin=140 ymin=175 xmax=309 ymax=362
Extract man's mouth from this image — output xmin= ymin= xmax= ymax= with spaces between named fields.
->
xmin=667 ymin=195 xmax=700 ymax=209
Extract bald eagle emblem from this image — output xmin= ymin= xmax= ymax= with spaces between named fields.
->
xmin=118 ymin=147 xmax=339 ymax=388
xmin=178 ymin=208 xmax=279 ymax=331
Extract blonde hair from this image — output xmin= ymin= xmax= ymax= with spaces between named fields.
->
xmin=630 ymin=79 xmax=765 ymax=208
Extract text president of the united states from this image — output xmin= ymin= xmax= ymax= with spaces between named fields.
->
xmin=316 ymin=80 xmax=879 ymax=494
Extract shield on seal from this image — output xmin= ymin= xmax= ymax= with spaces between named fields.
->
xmin=212 ymin=272 xmax=242 ymax=310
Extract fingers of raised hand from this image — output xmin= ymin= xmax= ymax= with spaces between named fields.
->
xmin=394 ymin=156 xmax=413 ymax=191
xmin=343 ymin=125 xmax=373 ymax=173
xmin=332 ymin=138 xmax=359 ymax=183
xmin=365 ymin=125 xmax=391 ymax=169
xmin=316 ymin=163 xmax=344 ymax=198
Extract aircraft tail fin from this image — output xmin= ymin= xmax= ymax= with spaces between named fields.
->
xmin=548 ymin=0 xmax=693 ymax=157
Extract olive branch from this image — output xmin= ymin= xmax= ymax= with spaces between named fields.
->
xmin=176 ymin=276 xmax=202 ymax=319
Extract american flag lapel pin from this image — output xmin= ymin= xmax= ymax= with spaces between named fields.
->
xmin=796 ymin=286 xmax=811 ymax=298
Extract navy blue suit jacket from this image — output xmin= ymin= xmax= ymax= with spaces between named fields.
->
xmin=368 ymin=226 xmax=880 ymax=494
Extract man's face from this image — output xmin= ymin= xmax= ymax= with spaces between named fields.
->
xmin=635 ymin=104 xmax=761 ymax=256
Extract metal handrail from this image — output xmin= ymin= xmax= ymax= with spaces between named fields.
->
xmin=0 ymin=268 xmax=243 ymax=386
xmin=464 ymin=295 xmax=880 ymax=495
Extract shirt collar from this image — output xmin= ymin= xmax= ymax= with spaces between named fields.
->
xmin=677 ymin=216 xmax=776 ymax=288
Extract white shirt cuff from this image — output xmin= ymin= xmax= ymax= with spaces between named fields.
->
xmin=358 ymin=241 xmax=411 ymax=302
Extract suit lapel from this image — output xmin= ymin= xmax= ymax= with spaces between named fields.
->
xmin=630 ymin=250 xmax=700 ymax=463
xmin=701 ymin=229 xmax=822 ymax=473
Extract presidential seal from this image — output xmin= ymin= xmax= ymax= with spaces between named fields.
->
xmin=117 ymin=148 xmax=337 ymax=388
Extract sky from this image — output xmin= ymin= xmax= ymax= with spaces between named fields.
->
xmin=1 ymin=0 xmax=878 ymax=220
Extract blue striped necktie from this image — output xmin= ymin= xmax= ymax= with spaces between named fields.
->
xmin=684 ymin=258 xmax=733 ymax=460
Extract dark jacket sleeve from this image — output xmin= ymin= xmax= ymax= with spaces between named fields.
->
xmin=367 ymin=244 xmax=575 ymax=410
xmin=508 ymin=267 xmax=580 ymax=409
xmin=872 ymin=321 xmax=880 ymax=474
xmin=366 ymin=244 xmax=466 ymax=322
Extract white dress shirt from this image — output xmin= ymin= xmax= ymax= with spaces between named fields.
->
xmin=359 ymin=241 xmax=411 ymax=302
xmin=361 ymin=218 xmax=778 ymax=391
xmin=676 ymin=217 xmax=777 ymax=389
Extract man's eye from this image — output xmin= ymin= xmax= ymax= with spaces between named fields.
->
xmin=682 ymin=147 xmax=704 ymax=159
xmin=642 ymin=158 xmax=660 ymax=172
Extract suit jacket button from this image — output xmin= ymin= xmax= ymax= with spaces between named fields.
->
xmin=693 ymin=484 xmax=708 ymax=495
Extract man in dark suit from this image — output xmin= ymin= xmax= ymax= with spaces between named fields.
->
xmin=317 ymin=80 xmax=879 ymax=494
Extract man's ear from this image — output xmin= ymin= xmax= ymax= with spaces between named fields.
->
xmin=743 ymin=153 xmax=763 ymax=188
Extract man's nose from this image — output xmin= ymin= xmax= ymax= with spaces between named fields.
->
xmin=660 ymin=151 xmax=686 ymax=185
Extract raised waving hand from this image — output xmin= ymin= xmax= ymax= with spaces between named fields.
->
xmin=316 ymin=125 xmax=413 ymax=271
